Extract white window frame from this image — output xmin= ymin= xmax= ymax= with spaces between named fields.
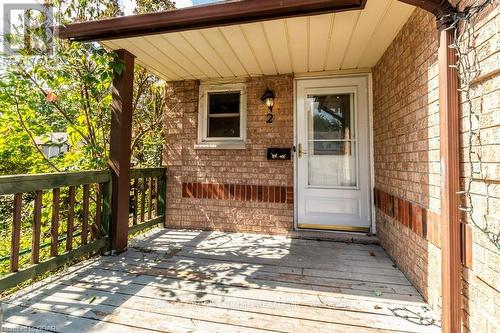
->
xmin=196 ymin=83 xmax=247 ymax=149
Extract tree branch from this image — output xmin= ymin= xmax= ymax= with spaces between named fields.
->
xmin=10 ymin=92 xmax=61 ymax=172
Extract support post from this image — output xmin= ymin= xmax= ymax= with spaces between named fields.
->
xmin=109 ymin=49 xmax=135 ymax=253
xmin=438 ymin=27 xmax=461 ymax=333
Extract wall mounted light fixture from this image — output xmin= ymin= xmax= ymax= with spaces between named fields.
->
xmin=260 ymin=88 xmax=275 ymax=112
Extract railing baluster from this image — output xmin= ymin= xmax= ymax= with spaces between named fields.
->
xmin=158 ymin=173 xmax=167 ymax=218
xmin=95 ymin=183 xmax=103 ymax=240
xmin=32 ymin=190 xmax=42 ymax=264
xmin=151 ymin=178 xmax=156 ymax=217
xmin=10 ymin=193 xmax=22 ymax=272
xmin=156 ymin=176 xmax=161 ymax=214
xmin=140 ymin=178 xmax=146 ymax=223
xmin=133 ymin=178 xmax=138 ymax=225
xmin=101 ymin=179 xmax=112 ymax=242
xmin=51 ymin=188 xmax=60 ymax=257
xmin=66 ymin=186 xmax=75 ymax=251
xmin=82 ymin=184 xmax=89 ymax=245
xmin=148 ymin=177 xmax=153 ymax=220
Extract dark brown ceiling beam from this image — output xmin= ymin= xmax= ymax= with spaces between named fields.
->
xmin=57 ymin=0 xmax=366 ymax=42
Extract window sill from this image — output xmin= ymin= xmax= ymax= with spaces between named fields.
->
xmin=194 ymin=142 xmax=247 ymax=150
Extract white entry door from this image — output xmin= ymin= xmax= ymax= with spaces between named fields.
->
xmin=296 ymin=76 xmax=371 ymax=232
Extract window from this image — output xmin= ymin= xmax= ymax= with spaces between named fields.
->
xmin=197 ymin=83 xmax=246 ymax=149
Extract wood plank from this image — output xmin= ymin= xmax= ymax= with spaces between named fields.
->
xmin=32 ymin=190 xmax=42 ymax=264
xmin=94 ymin=183 xmax=102 ymax=240
xmin=66 ymin=186 xmax=76 ymax=251
xmin=158 ymin=174 xmax=167 ymax=217
xmin=3 ymin=304 xmax=153 ymax=333
xmin=148 ymin=177 xmax=153 ymax=220
xmin=5 ymin=293 xmax=271 ymax=333
xmin=82 ymin=184 xmax=90 ymax=245
xmin=56 ymin=269 xmax=430 ymax=320
xmin=50 ymin=188 xmax=60 ymax=257
xmin=6 ymin=290 xmax=396 ymax=333
xmin=0 ymin=170 xmax=110 ymax=195
xmin=122 ymin=251 xmax=410 ymax=285
xmin=140 ymin=178 xmax=146 ymax=223
xmin=97 ymin=254 xmax=421 ymax=299
xmin=130 ymin=167 xmax=167 ymax=179
xmin=151 ymin=178 xmax=156 ymax=217
xmin=60 ymin=263 xmax=428 ymax=309
xmin=10 ymin=193 xmax=22 ymax=272
xmin=128 ymin=216 xmax=164 ymax=235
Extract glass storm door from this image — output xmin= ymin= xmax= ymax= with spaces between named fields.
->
xmin=296 ymin=76 xmax=371 ymax=232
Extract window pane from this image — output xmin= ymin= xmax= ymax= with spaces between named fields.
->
xmin=308 ymin=141 xmax=357 ymax=187
xmin=208 ymin=116 xmax=240 ymax=137
xmin=209 ymin=92 xmax=240 ymax=114
xmin=308 ymin=94 xmax=353 ymax=140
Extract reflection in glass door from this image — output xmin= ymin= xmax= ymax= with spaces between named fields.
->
xmin=307 ymin=93 xmax=357 ymax=188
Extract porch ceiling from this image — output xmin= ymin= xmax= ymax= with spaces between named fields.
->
xmin=101 ymin=0 xmax=414 ymax=81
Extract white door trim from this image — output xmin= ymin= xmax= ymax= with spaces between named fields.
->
xmin=293 ymin=73 xmax=375 ymax=233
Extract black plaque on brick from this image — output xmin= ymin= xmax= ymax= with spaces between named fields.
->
xmin=267 ymin=148 xmax=291 ymax=160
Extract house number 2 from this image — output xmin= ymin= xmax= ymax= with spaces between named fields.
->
xmin=266 ymin=113 xmax=274 ymax=123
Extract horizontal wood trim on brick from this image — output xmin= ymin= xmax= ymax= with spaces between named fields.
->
xmin=183 ymin=182 xmax=293 ymax=204
xmin=374 ymin=188 xmax=441 ymax=248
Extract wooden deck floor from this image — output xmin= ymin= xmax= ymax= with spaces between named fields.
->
xmin=2 ymin=228 xmax=440 ymax=333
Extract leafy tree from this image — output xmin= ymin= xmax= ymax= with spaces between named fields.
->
xmin=0 ymin=0 xmax=175 ymax=174
xmin=134 ymin=0 xmax=175 ymax=14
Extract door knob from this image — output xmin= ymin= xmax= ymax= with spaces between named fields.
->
xmin=298 ymin=143 xmax=305 ymax=159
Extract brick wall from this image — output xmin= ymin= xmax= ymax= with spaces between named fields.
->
xmin=163 ymin=75 xmax=294 ymax=234
xmin=374 ymin=3 xmax=500 ymax=332
xmin=454 ymin=1 xmax=500 ymax=332
xmin=372 ymin=8 xmax=443 ymax=311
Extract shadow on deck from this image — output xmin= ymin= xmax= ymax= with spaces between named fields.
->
xmin=1 ymin=228 xmax=440 ymax=333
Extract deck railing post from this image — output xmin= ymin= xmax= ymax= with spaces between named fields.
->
xmin=108 ymin=49 xmax=135 ymax=253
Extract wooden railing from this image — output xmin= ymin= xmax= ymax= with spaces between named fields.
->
xmin=129 ymin=168 xmax=167 ymax=235
xmin=0 ymin=167 xmax=166 ymax=292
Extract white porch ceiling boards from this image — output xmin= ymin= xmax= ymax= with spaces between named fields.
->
xmin=101 ymin=0 xmax=415 ymax=81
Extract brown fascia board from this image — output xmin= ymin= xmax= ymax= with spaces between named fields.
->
xmin=57 ymin=0 xmax=366 ymax=42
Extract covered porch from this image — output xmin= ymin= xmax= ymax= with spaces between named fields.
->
xmin=0 ymin=0 xmax=468 ymax=332
xmin=2 ymin=228 xmax=439 ymax=332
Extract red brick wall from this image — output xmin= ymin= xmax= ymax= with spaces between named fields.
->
xmin=163 ymin=75 xmax=294 ymax=234
xmin=372 ymin=8 xmax=443 ymax=311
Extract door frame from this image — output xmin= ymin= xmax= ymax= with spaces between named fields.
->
xmin=293 ymin=72 xmax=375 ymax=233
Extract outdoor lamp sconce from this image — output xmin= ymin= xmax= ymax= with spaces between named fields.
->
xmin=260 ymin=88 xmax=275 ymax=123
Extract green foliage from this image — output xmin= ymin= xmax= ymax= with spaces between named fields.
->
xmin=133 ymin=0 xmax=175 ymax=14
